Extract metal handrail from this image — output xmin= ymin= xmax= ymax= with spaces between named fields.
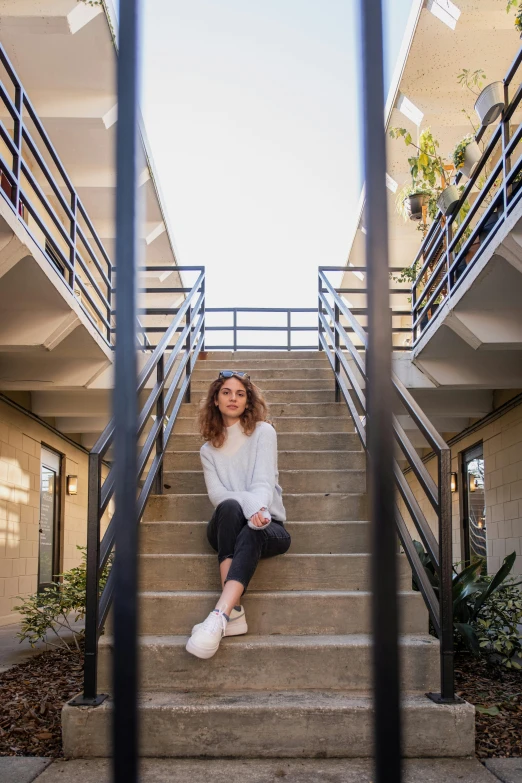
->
xmin=318 ymin=267 xmax=457 ymax=703
xmin=409 ymin=44 xmax=522 ymax=344
xmin=0 ymin=43 xmax=114 ymax=344
xmin=70 ymin=267 xmax=206 ymax=705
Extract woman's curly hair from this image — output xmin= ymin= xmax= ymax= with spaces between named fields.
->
xmin=199 ymin=375 xmax=269 ymax=448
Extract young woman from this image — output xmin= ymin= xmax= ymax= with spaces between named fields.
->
xmin=185 ymin=370 xmax=291 ymax=659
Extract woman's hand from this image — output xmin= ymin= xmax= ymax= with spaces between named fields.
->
xmin=250 ymin=508 xmax=270 ymax=527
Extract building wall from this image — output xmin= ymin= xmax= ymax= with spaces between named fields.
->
xmin=399 ymin=401 xmax=522 ymax=578
xmin=0 ymin=399 xmax=94 ymax=626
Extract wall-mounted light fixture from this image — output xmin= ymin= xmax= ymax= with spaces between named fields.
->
xmin=66 ymin=475 xmax=78 ymax=496
xmin=450 ymin=472 xmax=458 ymax=493
xmin=469 ymin=475 xmax=478 ymax=493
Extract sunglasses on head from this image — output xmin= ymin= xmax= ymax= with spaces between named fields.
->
xmin=218 ymin=370 xmax=250 ymax=380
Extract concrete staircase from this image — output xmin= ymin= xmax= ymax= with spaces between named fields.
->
xmin=63 ymin=351 xmax=474 ymax=758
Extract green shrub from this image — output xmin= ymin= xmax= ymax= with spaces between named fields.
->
xmin=13 ymin=546 xmax=112 ymax=654
xmin=412 ymin=544 xmax=521 ymax=669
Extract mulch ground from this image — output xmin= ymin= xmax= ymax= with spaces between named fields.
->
xmin=455 ymin=651 xmax=522 ymax=759
xmin=0 ymin=644 xmax=83 ymax=758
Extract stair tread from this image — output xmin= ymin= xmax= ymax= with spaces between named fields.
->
xmin=138 ymin=588 xmax=419 ymax=597
xmin=100 ymin=633 xmax=436 ymax=648
xmin=141 ymin=520 xmax=370 ymax=525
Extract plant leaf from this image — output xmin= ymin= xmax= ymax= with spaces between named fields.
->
xmin=455 ymin=622 xmax=480 ymax=655
xmin=472 ymin=552 xmax=516 ymax=619
xmin=476 ymin=705 xmax=500 ymax=716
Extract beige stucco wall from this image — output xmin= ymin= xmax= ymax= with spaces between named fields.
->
xmin=399 ymin=402 xmax=522 ymax=578
xmin=0 ymin=399 xmax=93 ymax=626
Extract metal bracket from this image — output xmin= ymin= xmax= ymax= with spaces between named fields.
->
xmin=427 ymin=691 xmax=465 ymax=705
xmin=68 ymin=693 xmax=109 ymax=708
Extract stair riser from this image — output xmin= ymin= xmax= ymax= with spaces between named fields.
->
xmin=173 ymin=417 xmax=354 ymax=434
xmin=162 ymin=470 xmax=366 ymax=495
xmin=97 ymin=639 xmax=439 ymax=694
xmin=140 ymin=521 xmax=370 ymax=555
xmin=202 ymin=351 xmax=322 ymax=360
xmin=164 ymin=450 xmax=366 ymax=471
xmin=144 ymin=493 xmax=368 ymax=522
xmin=190 ymin=390 xmax=336 ymax=403
xmin=134 ymin=591 xmax=429 ymax=635
xmin=62 ymin=698 xmax=475 ymax=758
xmin=192 ymin=368 xmax=332 ymax=381
xmin=167 ymin=432 xmax=361 ymax=452
xmin=196 ymin=359 xmax=329 ymax=370
xmin=181 ymin=402 xmax=349 ymax=418
xmin=191 ymin=379 xmax=333 ymax=391
xmin=138 ymin=554 xmax=410 ymax=591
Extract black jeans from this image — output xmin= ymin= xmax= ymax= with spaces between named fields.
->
xmin=207 ymin=499 xmax=291 ymax=593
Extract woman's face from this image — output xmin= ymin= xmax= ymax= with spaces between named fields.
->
xmin=215 ymin=377 xmax=248 ymax=425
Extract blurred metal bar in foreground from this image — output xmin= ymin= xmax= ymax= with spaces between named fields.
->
xmin=112 ymin=1 xmax=142 ymax=781
xmin=358 ymin=0 xmax=402 ymax=781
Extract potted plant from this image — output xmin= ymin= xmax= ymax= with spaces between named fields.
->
xmin=452 ymin=133 xmax=481 ymax=179
xmin=390 ymin=126 xmax=459 ymax=218
xmin=458 ymin=68 xmax=505 ymax=127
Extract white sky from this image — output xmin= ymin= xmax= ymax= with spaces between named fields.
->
xmin=141 ymin=1 xmax=414 ymax=344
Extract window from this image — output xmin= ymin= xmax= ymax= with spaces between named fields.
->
xmin=39 ymin=447 xmax=62 ymax=591
xmin=460 ymin=443 xmax=486 ymax=570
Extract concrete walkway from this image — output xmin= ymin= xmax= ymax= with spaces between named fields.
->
xmin=2 ymin=757 xmax=521 ymax=783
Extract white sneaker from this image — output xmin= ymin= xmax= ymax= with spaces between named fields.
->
xmin=186 ymin=609 xmax=228 ymax=659
xmin=191 ymin=605 xmax=248 ymax=637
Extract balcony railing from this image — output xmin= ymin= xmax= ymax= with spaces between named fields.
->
xmin=0 ymin=44 xmax=114 ymax=345
xmin=410 ymin=45 xmax=522 ymax=345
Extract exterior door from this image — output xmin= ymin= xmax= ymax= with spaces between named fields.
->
xmin=461 ymin=443 xmax=486 ymax=570
xmin=38 ymin=447 xmax=62 ymax=591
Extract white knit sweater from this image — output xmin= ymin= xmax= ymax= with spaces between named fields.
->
xmin=200 ymin=421 xmax=286 ymax=522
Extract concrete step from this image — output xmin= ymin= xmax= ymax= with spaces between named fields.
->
xmin=134 ymin=589 xmax=429 ymax=636
xmin=162 ymin=469 xmax=366 ymax=495
xmin=97 ymin=634 xmax=439 ymax=694
xmin=191 ymin=378 xmax=333 ymax=391
xmin=140 ymin=520 xmax=371 ymax=555
xmin=138 ymin=553 xmax=410 ymax=591
xmin=163 ymin=450 xmax=365 ymax=472
xmin=167 ymin=432 xmax=360 ymax=452
xmin=144 ymin=492 xmax=368 ymax=522
xmin=202 ymin=350 xmax=323 ymax=361
xmin=196 ymin=358 xmax=329 ymax=370
xmin=173 ymin=417 xmax=354 ymax=435
xmin=190 ymin=389 xmax=336 ymax=404
xmin=192 ymin=368 xmax=332 ymax=381
xmin=62 ymin=691 xmax=475 ymax=758
xmin=180 ymin=402 xmax=349 ymax=418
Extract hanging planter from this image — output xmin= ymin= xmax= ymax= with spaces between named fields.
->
xmin=452 ymin=136 xmax=482 ymax=179
xmin=403 ymin=192 xmax=431 ymax=221
xmin=474 ymin=81 xmax=505 ymax=126
xmin=437 ymin=185 xmax=460 ymax=216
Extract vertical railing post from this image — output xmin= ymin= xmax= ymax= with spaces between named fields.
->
xmin=201 ymin=273 xmax=206 ymax=351
xmin=432 ymin=447 xmax=456 ymax=703
xmin=112 ymin=1 xmax=142 ymax=781
xmin=70 ymin=192 xmax=77 ymax=295
xmin=287 ymin=310 xmax=291 ymax=351
xmin=501 ymin=80 xmax=511 ymax=212
xmin=70 ymin=452 xmax=106 ymax=706
xmin=155 ymin=354 xmax=165 ymax=495
xmin=359 ymin=0 xmax=401 ymax=781
xmin=233 ymin=309 xmax=238 ymax=352
xmin=318 ymin=274 xmax=323 ymax=351
xmin=12 ymin=85 xmax=23 ymax=216
xmin=334 ymin=302 xmax=341 ymax=403
xmin=184 ymin=304 xmax=192 ymax=403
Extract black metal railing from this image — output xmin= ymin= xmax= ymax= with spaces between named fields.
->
xmin=205 ymin=307 xmax=317 ymax=350
xmin=70 ymin=266 xmax=205 ymax=706
xmin=320 ymin=266 xmax=414 ymax=351
xmin=0 ymin=44 xmax=114 ymax=344
xmin=410 ymin=45 xmax=522 ymax=344
xmin=318 ymin=267 xmax=457 ymax=703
